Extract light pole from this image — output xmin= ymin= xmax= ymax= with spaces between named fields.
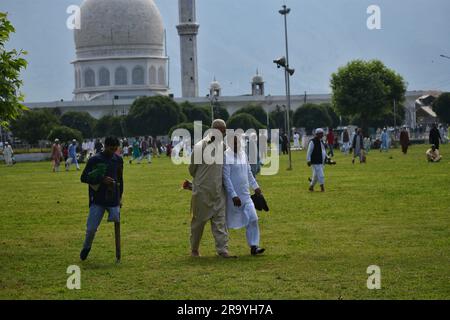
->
xmin=440 ymin=54 xmax=450 ymax=60
xmin=274 ymin=4 xmax=295 ymax=170
xmin=208 ymin=93 xmax=218 ymax=125
xmin=265 ymin=94 xmax=272 ymax=129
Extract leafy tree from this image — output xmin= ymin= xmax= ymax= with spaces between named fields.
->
xmin=212 ymin=103 xmax=230 ymax=122
xmin=61 ymin=111 xmax=97 ymax=138
xmin=269 ymin=105 xmax=293 ymax=132
xmin=331 ymin=59 xmax=406 ymax=132
xmin=180 ymin=101 xmax=211 ymax=124
xmin=234 ymin=104 xmax=267 ymax=126
xmin=227 ymin=113 xmax=265 ymax=131
xmin=322 ymin=103 xmax=340 ymax=128
xmin=293 ymin=103 xmax=332 ymax=134
xmin=48 ymin=126 xmax=83 ymax=144
xmin=0 ymin=12 xmax=28 ymax=127
xmin=126 ymin=96 xmax=185 ymax=136
xmin=94 ymin=115 xmax=127 ymax=138
xmin=432 ymin=92 xmax=450 ymax=124
xmin=197 ymin=103 xmax=230 ymax=123
xmin=11 ymin=109 xmax=60 ymax=144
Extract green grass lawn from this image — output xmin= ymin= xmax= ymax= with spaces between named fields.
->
xmin=0 ymin=145 xmax=449 ymax=300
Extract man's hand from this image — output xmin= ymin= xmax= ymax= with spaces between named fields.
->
xmin=102 ymin=176 xmax=115 ymax=187
xmin=307 ymin=161 xmax=311 ymax=167
xmin=254 ymin=188 xmax=262 ymax=195
xmin=232 ymin=197 xmax=242 ymax=207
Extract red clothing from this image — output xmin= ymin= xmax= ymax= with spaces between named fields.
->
xmin=326 ymin=131 xmax=334 ymax=145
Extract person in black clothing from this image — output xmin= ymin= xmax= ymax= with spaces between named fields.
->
xmin=429 ymin=124 xmax=442 ymax=150
xmin=281 ymin=133 xmax=289 ymax=155
xmin=79 ymin=137 xmax=124 ymax=262
xmin=306 ymin=128 xmax=328 ymax=192
xmin=94 ymin=139 xmax=104 ymax=154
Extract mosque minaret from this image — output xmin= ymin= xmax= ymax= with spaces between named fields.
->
xmin=177 ymin=0 xmax=200 ymax=98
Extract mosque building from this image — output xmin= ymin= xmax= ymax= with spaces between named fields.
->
xmin=25 ymin=0 xmax=423 ymax=128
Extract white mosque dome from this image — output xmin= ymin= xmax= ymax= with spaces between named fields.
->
xmin=72 ymin=0 xmax=169 ymax=101
xmin=75 ymin=0 xmax=164 ymax=51
xmin=210 ymin=78 xmax=221 ymax=90
xmin=252 ymin=70 xmax=264 ymax=83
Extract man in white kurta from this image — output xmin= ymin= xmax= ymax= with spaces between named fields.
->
xmin=307 ymin=128 xmax=328 ymax=192
xmin=3 ymin=142 xmax=14 ymax=166
xmin=293 ymin=132 xmax=301 ymax=150
xmin=223 ymin=136 xmax=265 ymax=256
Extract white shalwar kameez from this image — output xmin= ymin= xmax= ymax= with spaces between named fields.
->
xmin=306 ymin=139 xmax=327 ymax=186
xmin=223 ymin=149 xmax=261 ymax=247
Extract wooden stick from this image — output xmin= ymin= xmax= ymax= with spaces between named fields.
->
xmin=114 ymin=222 xmax=121 ymax=263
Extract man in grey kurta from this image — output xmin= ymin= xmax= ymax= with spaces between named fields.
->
xmin=189 ymin=119 xmax=234 ymax=258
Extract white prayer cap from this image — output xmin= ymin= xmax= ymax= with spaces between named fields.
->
xmin=55 ymin=138 xmax=59 ymax=142
xmin=315 ymin=128 xmax=324 ymax=134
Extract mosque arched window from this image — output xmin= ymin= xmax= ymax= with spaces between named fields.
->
xmin=149 ymin=66 xmax=157 ymax=85
xmin=84 ymin=69 xmax=95 ymax=87
xmin=158 ymin=66 xmax=166 ymax=86
xmin=99 ymin=68 xmax=110 ymax=86
xmin=132 ymin=66 xmax=145 ymax=85
xmin=115 ymin=67 xmax=128 ymax=86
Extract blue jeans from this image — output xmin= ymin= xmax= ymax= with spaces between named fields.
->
xmin=83 ymin=204 xmax=120 ymax=250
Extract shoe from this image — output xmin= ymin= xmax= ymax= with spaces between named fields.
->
xmin=191 ymin=250 xmax=200 ymax=257
xmin=251 ymin=246 xmax=265 ymax=256
xmin=309 ymin=186 xmax=314 ymax=192
xmin=80 ymin=247 xmax=91 ymax=261
xmin=218 ymin=252 xmax=237 ymax=259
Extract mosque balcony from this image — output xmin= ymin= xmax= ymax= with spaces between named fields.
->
xmin=176 ymin=23 xmax=200 ymax=35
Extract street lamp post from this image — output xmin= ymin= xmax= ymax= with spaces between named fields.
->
xmin=208 ymin=93 xmax=218 ymax=125
xmin=276 ymin=4 xmax=294 ymax=170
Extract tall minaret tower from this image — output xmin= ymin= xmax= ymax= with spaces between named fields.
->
xmin=177 ymin=0 xmax=199 ymax=98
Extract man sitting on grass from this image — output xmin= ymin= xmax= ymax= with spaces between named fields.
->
xmin=79 ymin=136 xmax=123 ymax=261
xmin=426 ymin=144 xmax=442 ymax=162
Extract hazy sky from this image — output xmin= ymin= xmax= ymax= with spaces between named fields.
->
xmin=1 ymin=0 xmax=450 ymax=102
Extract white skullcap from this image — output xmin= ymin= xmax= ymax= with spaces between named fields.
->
xmin=315 ymin=128 xmax=324 ymax=134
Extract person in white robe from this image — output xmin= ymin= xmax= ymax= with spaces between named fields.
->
xmin=293 ymin=132 xmax=301 ymax=150
xmin=306 ymin=128 xmax=327 ymax=192
xmin=223 ymin=135 xmax=265 ymax=256
xmin=2 ymin=142 xmax=14 ymax=166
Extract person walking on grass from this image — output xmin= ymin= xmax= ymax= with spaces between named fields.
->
xmin=223 ymin=135 xmax=265 ymax=256
xmin=129 ymin=137 xmax=141 ymax=164
xmin=293 ymin=131 xmax=301 ymax=150
xmin=51 ymin=139 xmax=63 ymax=172
xmin=307 ymin=128 xmax=327 ymax=192
xmin=79 ymin=137 xmax=123 ymax=261
xmin=66 ymin=139 xmax=80 ymax=171
xmin=341 ymin=127 xmax=350 ymax=155
xmin=2 ymin=142 xmax=14 ymax=166
xmin=429 ymin=123 xmax=442 ymax=150
xmin=400 ymin=126 xmax=410 ymax=155
xmin=189 ymin=119 xmax=234 ymax=258
xmin=326 ymin=128 xmax=335 ymax=157
xmin=380 ymin=128 xmax=389 ymax=152
xmin=352 ymin=128 xmax=365 ymax=164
